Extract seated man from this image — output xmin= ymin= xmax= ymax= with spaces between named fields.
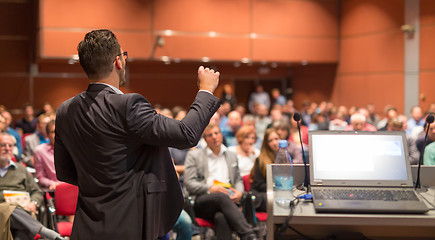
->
xmin=21 ymin=114 xmax=52 ymax=167
xmin=220 ymin=110 xmax=242 ymax=147
xmin=0 ymin=132 xmax=64 ymax=240
xmin=33 ymin=120 xmax=60 ymax=191
xmin=184 ymin=124 xmax=257 ymax=240
xmin=344 ymin=113 xmax=377 ymax=132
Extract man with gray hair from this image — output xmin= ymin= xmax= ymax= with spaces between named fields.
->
xmin=345 ymin=113 xmax=377 ymax=131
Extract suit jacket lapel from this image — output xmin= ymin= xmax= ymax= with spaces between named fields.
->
xmin=201 ymin=148 xmax=209 ymax=182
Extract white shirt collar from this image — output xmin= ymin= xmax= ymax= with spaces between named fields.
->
xmin=206 ymin=145 xmax=227 ymax=157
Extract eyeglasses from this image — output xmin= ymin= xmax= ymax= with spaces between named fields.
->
xmin=115 ymin=51 xmax=128 ymax=61
xmin=0 ymin=143 xmax=14 ymax=148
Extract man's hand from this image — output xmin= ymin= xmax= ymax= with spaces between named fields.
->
xmin=24 ymin=201 xmax=37 ymax=213
xmin=197 ymin=66 xmax=220 ymax=94
xmin=49 ymin=182 xmax=60 ymax=191
xmin=209 ymin=185 xmax=229 ymax=195
xmin=229 ymin=188 xmax=243 ymax=203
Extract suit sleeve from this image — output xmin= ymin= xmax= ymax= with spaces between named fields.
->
xmin=126 ymin=91 xmax=220 ymax=149
xmin=54 ymin=120 xmax=78 ymax=186
xmin=24 ymin=168 xmax=43 ymax=205
xmin=184 ymin=150 xmax=209 ymax=196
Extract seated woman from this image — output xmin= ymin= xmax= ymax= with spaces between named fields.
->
xmin=227 ymin=126 xmax=260 ymax=176
xmin=250 ymin=127 xmax=303 ymax=212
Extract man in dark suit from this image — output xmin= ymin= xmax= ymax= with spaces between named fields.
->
xmin=184 ymin=124 xmax=258 ymax=240
xmin=54 ymin=29 xmax=220 ymax=240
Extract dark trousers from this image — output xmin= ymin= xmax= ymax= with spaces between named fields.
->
xmin=194 ymin=193 xmax=252 ymax=240
xmin=10 ymin=207 xmax=42 ymax=240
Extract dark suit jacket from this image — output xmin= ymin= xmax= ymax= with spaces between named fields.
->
xmin=54 ymin=84 xmax=219 ymax=240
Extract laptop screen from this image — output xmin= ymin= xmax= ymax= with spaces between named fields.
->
xmin=309 ymin=131 xmax=413 ymax=187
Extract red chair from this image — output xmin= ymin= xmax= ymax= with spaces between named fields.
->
xmin=242 ymin=174 xmax=268 ymax=223
xmin=53 ymin=183 xmax=78 ymax=237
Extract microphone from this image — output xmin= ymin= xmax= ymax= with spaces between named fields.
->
xmin=415 ymin=114 xmax=434 ymax=189
xmin=293 ymin=112 xmax=310 ymax=193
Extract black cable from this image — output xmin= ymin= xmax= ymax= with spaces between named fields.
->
xmin=274 ymin=197 xmax=314 ymax=240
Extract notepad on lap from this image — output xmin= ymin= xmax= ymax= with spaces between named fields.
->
xmin=3 ymin=190 xmax=31 ymax=207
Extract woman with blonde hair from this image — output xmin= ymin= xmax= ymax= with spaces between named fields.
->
xmin=249 ymin=128 xmax=280 ymax=212
xmin=228 ymin=125 xmax=260 ymax=176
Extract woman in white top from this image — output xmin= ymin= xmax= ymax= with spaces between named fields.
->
xmin=228 ymin=125 xmax=260 ymax=176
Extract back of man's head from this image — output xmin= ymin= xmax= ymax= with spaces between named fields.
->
xmin=78 ymin=29 xmax=121 ymax=80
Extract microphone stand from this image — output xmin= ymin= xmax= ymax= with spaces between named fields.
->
xmin=296 ymin=120 xmax=310 ymax=193
xmin=415 ymin=115 xmax=434 ymax=189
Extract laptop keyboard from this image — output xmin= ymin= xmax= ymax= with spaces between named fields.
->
xmin=314 ymin=188 xmax=420 ymax=201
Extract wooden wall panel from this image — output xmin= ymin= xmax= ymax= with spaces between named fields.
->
xmin=252 ymin=37 xmax=338 ymax=62
xmin=332 ymin=73 xmax=404 ymax=110
xmin=0 ymin=77 xmax=30 ymax=109
xmin=419 ymin=72 xmax=435 ymax=111
xmin=153 ymin=0 xmax=250 ymax=33
xmin=420 ymin=0 xmax=435 ymax=110
xmin=153 ymin=35 xmax=250 ymax=60
xmin=291 ymin=64 xmax=337 ymax=108
xmin=334 ymin=0 xmax=405 ymax=113
xmin=339 ymin=32 xmax=404 ymax=73
xmin=341 ymin=0 xmax=404 ymax=35
xmin=252 ymin=0 xmax=338 ymax=36
xmin=41 ymin=31 xmax=152 ymax=59
xmin=39 ymin=0 xmax=339 ymax=62
xmin=41 ymin=0 xmax=152 ymax=29
xmin=33 ymin=77 xmax=89 ymax=110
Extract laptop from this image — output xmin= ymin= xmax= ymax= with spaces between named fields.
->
xmin=309 ymin=130 xmax=429 ymax=214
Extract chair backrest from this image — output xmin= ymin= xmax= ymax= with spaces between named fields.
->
xmin=55 ymin=182 xmax=78 ymax=216
xmin=242 ymin=174 xmax=251 ymax=192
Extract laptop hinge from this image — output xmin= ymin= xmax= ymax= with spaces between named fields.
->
xmin=401 ymin=184 xmax=408 ymax=187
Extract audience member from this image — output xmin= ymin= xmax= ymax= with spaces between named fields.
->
xmin=249 ymin=128 xmax=280 ymax=212
xmin=386 ymin=118 xmax=419 ymax=165
xmin=248 ymin=85 xmax=270 ymax=114
xmin=184 ymin=124 xmax=258 ymax=240
xmin=172 ymin=106 xmax=187 ymax=121
xmin=0 ymin=132 xmax=65 ymax=240
xmin=416 ymin=116 xmax=435 ymax=157
xmin=289 ymin=114 xmax=309 ymax=147
xmin=227 ymin=126 xmax=260 ymax=176
xmin=345 ymin=113 xmax=377 ymax=132
xmin=221 ymin=111 xmax=242 ymax=147
xmin=300 ymin=101 xmax=312 ymax=126
xmin=308 ymin=112 xmax=329 ymax=130
xmin=15 ymin=103 xmax=37 ymax=135
xmin=254 ymin=104 xmax=271 ymax=143
xmin=377 ymin=106 xmax=398 ymax=130
xmin=271 ymin=88 xmax=286 ymax=106
xmin=1 ymin=111 xmax=23 ymax=157
xmin=407 ymin=106 xmax=425 ymax=135
xmin=234 ymin=104 xmax=246 ymax=118
xmin=423 ymin=141 xmax=435 ymax=165
xmin=366 ymin=103 xmax=380 ymax=127
xmin=33 ymin=120 xmax=60 ymax=190
xmin=21 ymin=114 xmax=52 ymax=167
xmin=221 ymin=83 xmax=237 ymax=109
xmin=271 ymin=120 xmax=303 ymax=164
xmin=37 ymin=102 xmax=55 ymax=118
xmin=328 ymin=110 xmax=348 ymax=130
xmin=160 ymin=108 xmax=174 ymax=118
xmin=217 ymin=101 xmax=232 ymax=130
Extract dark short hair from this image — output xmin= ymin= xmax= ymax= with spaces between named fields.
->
xmin=46 ymin=119 xmax=55 ymax=134
xmin=78 ymin=29 xmax=121 ymax=79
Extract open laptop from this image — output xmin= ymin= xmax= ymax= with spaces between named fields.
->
xmin=309 ymin=131 xmax=429 ymax=214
